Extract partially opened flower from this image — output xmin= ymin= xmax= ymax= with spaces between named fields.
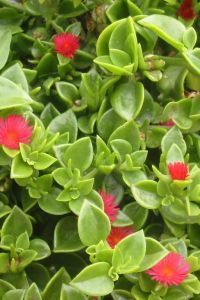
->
xmin=178 ymin=0 xmax=196 ymax=20
xmin=168 ymin=162 xmax=189 ymax=180
xmin=0 ymin=115 xmax=32 ymax=150
xmin=99 ymin=190 xmax=119 ymax=222
xmin=159 ymin=119 xmax=175 ymax=127
xmin=106 ymin=226 xmax=134 ymax=248
xmin=53 ymin=33 xmax=80 ymax=59
xmin=146 ymin=252 xmax=190 ymax=287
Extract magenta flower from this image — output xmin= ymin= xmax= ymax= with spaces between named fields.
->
xmin=99 ymin=190 xmax=119 ymax=222
xmin=53 ymin=32 xmax=79 ymax=59
xmin=106 ymin=226 xmax=134 ymax=248
xmin=178 ymin=0 xmax=196 ymax=20
xmin=168 ymin=162 xmax=189 ymax=180
xmin=0 ymin=115 xmax=32 ymax=150
xmin=146 ymin=252 xmax=190 ymax=286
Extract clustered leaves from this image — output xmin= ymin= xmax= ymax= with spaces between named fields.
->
xmin=0 ymin=0 xmax=199 ymax=299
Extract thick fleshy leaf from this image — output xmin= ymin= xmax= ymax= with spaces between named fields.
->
xmin=24 ymin=283 xmax=42 ymax=300
xmin=0 ymin=29 xmax=11 ymax=70
xmin=138 ymin=15 xmax=185 ymax=51
xmin=56 ymin=82 xmax=79 ymax=105
xmin=60 ymin=284 xmax=87 ymax=300
xmin=109 ymin=120 xmax=140 ymax=151
xmin=131 ymin=180 xmax=161 ymax=209
xmin=137 ymin=238 xmax=168 ymax=272
xmin=64 ymin=137 xmax=93 ymax=172
xmin=78 ymin=200 xmax=111 ymax=246
xmin=42 ymin=268 xmax=71 ymax=300
xmin=110 ymin=80 xmax=144 ymax=120
xmin=1 ymin=206 xmax=32 ymax=241
xmin=161 ymin=126 xmax=186 ymax=155
xmin=2 ymin=289 xmax=25 ymax=300
xmin=123 ymin=202 xmax=148 ymax=230
xmin=71 ymin=262 xmax=114 ymax=296
xmin=112 ymin=230 xmax=146 ymax=274
xmin=2 ymin=63 xmax=28 ymax=92
xmin=54 ymin=216 xmax=84 ymax=252
xmin=48 ymin=110 xmax=77 ymax=143
xmin=29 ymin=239 xmax=51 ymax=260
xmin=11 ymin=155 xmax=33 ymax=179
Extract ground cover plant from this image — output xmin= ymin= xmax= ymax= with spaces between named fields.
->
xmin=0 ymin=0 xmax=199 ymax=299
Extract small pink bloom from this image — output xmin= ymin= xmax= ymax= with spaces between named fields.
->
xmin=168 ymin=162 xmax=189 ymax=180
xmin=99 ymin=190 xmax=119 ymax=222
xmin=146 ymin=252 xmax=190 ymax=287
xmin=53 ymin=33 xmax=79 ymax=59
xmin=159 ymin=119 xmax=175 ymax=127
xmin=0 ymin=115 xmax=32 ymax=150
xmin=178 ymin=0 xmax=196 ymax=20
xmin=106 ymin=226 xmax=134 ymax=248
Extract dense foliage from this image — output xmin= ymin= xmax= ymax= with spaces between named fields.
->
xmin=0 ymin=0 xmax=199 ymax=299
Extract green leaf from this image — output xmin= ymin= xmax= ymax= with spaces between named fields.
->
xmin=61 ymin=285 xmax=87 ymax=300
xmin=161 ymin=126 xmax=186 ymax=155
xmin=112 ymin=230 xmax=146 ymax=274
xmin=29 ymin=239 xmax=51 ymax=260
xmin=42 ymin=268 xmax=71 ymax=300
xmin=111 ymin=80 xmax=144 ymax=120
xmin=1 ymin=206 xmax=32 ymax=242
xmin=16 ymin=232 xmax=30 ymax=250
xmin=123 ymin=202 xmax=148 ymax=230
xmin=109 ymin=120 xmax=140 ymax=151
xmin=166 ymin=144 xmax=184 ymax=163
xmin=56 ymin=82 xmax=79 ymax=106
xmin=2 ymin=63 xmax=28 ymax=92
xmin=137 ymin=238 xmax=168 ymax=272
xmin=0 ymin=76 xmax=34 ymax=110
xmin=34 ymin=153 xmax=56 ymax=170
xmin=97 ymin=108 xmax=125 ymax=141
xmin=131 ymin=180 xmax=161 ymax=209
xmin=0 ymin=280 xmax=14 ymax=298
xmin=24 ymin=283 xmax=42 ymax=300
xmin=38 ymin=187 xmax=70 ymax=215
xmin=48 ymin=110 xmax=78 ymax=143
xmin=0 ymin=254 xmax=9 ymax=273
xmin=64 ymin=137 xmax=93 ymax=172
xmin=11 ymin=155 xmax=33 ymax=179
xmin=0 ymin=29 xmax=11 ymax=70
xmin=183 ymin=27 xmax=197 ymax=50
xmin=17 ymin=250 xmax=38 ymax=271
xmin=54 ymin=216 xmax=84 ymax=253
xmin=182 ymin=48 xmax=200 ymax=75
xmin=71 ymin=262 xmax=114 ymax=296
xmin=78 ymin=200 xmax=111 ymax=246
xmin=138 ymin=15 xmax=185 ymax=51
xmin=3 ymin=289 xmax=25 ymax=300
xmin=80 ymin=70 xmax=102 ymax=111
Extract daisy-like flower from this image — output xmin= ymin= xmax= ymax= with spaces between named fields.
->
xmin=168 ymin=162 xmax=189 ymax=180
xmin=53 ymin=33 xmax=80 ymax=59
xmin=146 ymin=252 xmax=190 ymax=287
xmin=178 ymin=0 xmax=196 ymax=20
xmin=0 ymin=115 xmax=32 ymax=150
xmin=99 ymin=190 xmax=119 ymax=222
xmin=106 ymin=226 xmax=134 ymax=248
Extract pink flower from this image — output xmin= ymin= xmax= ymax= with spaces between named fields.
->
xmin=159 ymin=119 xmax=175 ymax=127
xmin=178 ymin=0 xmax=196 ymax=20
xmin=0 ymin=115 xmax=32 ymax=150
xmin=168 ymin=162 xmax=189 ymax=180
xmin=146 ymin=252 xmax=190 ymax=287
xmin=53 ymin=33 xmax=79 ymax=59
xmin=99 ymin=190 xmax=119 ymax=222
xmin=106 ymin=226 xmax=134 ymax=248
